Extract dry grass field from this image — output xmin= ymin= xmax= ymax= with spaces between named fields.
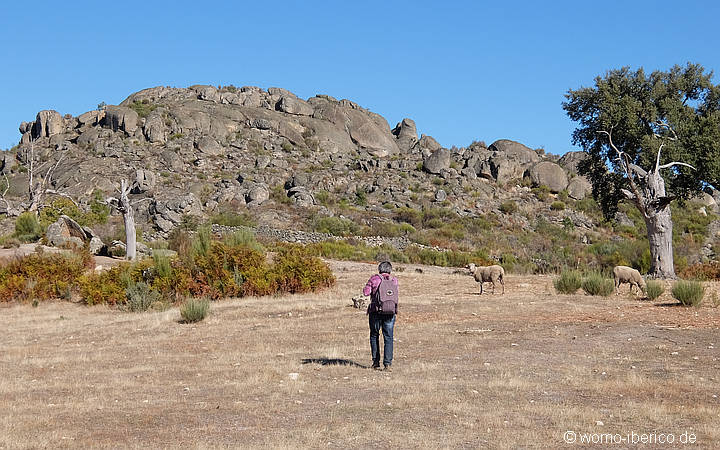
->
xmin=2 ymin=259 xmax=720 ymax=449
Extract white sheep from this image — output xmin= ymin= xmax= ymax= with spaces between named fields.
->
xmin=467 ymin=263 xmax=505 ymax=294
xmin=613 ymin=265 xmax=646 ymax=295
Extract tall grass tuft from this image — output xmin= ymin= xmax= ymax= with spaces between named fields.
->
xmin=581 ymin=271 xmax=614 ymax=296
xmin=223 ymin=229 xmax=264 ymax=252
xmin=554 ymin=269 xmax=582 ymax=294
xmin=153 ymin=252 xmax=172 ymax=279
xmin=645 ymin=280 xmax=665 ymax=301
xmin=180 ymin=297 xmax=210 ymax=323
xmin=672 ymin=280 xmax=704 ymax=306
xmin=124 ymin=281 xmax=161 ymax=312
xmin=192 ymin=226 xmax=212 ymax=258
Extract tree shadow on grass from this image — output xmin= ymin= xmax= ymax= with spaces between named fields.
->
xmin=301 ymin=357 xmax=369 ymax=369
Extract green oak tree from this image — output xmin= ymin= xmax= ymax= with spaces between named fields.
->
xmin=563 ymin=63 xmax=720 ymax=278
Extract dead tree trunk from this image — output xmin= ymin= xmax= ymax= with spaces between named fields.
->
xmin=119 ymin=179 xmax=137 ymax=261
xmin=601 ymin=129 xmax=694 ymax=279
xmin=108 ymin=179 xmax=137 ymax=261
xmin=642 ymin=171 xmax=675 ymax=278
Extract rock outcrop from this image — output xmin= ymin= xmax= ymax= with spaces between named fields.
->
xmin=8 ymin=84 xmax=588 ymax=238
xmin=528 ymin=161 xmax=568 ymax=193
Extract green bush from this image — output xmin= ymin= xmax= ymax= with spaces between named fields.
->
xmin=223 ymin=229 xmax=264 ymax=252
xmin=645 ymin=280 xmax=665 ymax=300
xmin=499 ymin=201 xmax=518 ymax=214
xmin=312 ymin=216 xmax=361 ymax=236
xmin=354 ymin=188 xmax=367 ymax=206
xmin=124 ymin=281 xmax=162 ymax=312
xmin=532 ymin=185 xmax=551 ymax=202
xmin=211 ymin=211 xmax=257 ymax=228
xmin=581 ymin=272 xmax=614 ymax=296
xmin=368 ymin=221 xmax=416 ymax=237
xmin=550 ymin=201 xmax=566 ymax=211
xmin=180 ymin=297 xmax=210 ymax=323
xmin=554 ymin=269 xmax=582 ymax=294
xmin=128 ymin=99 xmax=157 ymax=118
xmin=14 ymin=212 xmax=43 ymax=242
xmin=672 ymin=280 xmax=704 ymax=306
xmin=39 ymin=194 xmax=110 ymax=228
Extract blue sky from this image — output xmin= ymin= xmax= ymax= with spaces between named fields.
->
xmin=1 ymin=0 xmax=718 ymax=155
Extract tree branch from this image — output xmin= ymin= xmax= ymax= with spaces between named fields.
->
xmin=659 ymin=161 xmax=696 ymax=171
xmin=45 ymin=190 xmax=80 ymax=206
xmin=131 ymin=197 xmax=153 ymax=206
xmin=598 ymin=129 xmax=646 ymax=213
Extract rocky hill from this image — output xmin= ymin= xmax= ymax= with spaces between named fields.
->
xmin=1 ymin=84 xmax=606 ymax=240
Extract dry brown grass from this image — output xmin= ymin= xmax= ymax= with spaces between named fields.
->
xmin=2 ymin=260 xmax=720 ymax=448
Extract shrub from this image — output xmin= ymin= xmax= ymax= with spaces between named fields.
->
xmin=312 ymin=216 xmax=361 ymax=236
xmin=672 ymin=280 xmax=704 ymax=306
xmin=532 ymin=185 xmax=551 ymax=201
xmin=314 ymin=191 xmax=332 ymax=206
xmin=124 ymin=281 xmax=162 ymax=312
xmin=645 ymin=280 xmax=665 ymax=300
xmin=368 ymin=221 xmax=416 ymax=237
xmin=128 ymin=99 xmax=157 ymax=118
xmin=78 ymin=260 xmax=153 ymax=305
xmin=180 ymin=297 xmax=210 ymax=323
xmin=223 ymin=229 xmax=264 ymax=252
xmin=268 ymin=245 xmax=336 ymax=295
xmin=354 ymin=189 xmax=367 ymax=206
xmin=499 ymin=201 xmax=517 ymax=214
xmin=550 ymin=201 xmax=566 ymax=211
xmin=581 ymin=272 xmax=614 ymax=296
xmin=211 ymin=211 xmax=257 ymax=228
xmin=678 ymin=261 xmax=720 ymax=280
xmin=0 ymin=250 xmax=92 ymax=302
xmin=14 ymin=212 xmax=43 ymax=242
xmin=554 ymin=269 xmax=582 ymax=294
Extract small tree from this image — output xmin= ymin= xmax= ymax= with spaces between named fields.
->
xmin=563 ymin=63 xmax=720 ymax=278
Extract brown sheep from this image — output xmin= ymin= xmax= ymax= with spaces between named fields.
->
xmin=467 ymin=263 xmax=505 ymax=294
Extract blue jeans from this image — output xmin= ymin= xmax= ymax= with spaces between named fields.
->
xmin=369 ymin=313 xmax=395 ymax=367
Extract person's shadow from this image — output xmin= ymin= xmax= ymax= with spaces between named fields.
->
xmin=301 ymin=357 xmax=369 ymax=369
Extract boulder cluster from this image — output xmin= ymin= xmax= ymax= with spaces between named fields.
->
xmin=7 ymin=84 xmax=594 ymax=236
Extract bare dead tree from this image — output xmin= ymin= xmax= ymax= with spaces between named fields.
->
xmin=107 ymin=179 xmax=137 ymax=260
xmin=22 ymin=137 xmax=77 ymax=214
xmin=599 ymin=125 xmax=695 ymax=278
xmin=0 ymin=171 xmax=10 ymax=212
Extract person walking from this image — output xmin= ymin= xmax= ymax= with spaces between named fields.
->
xmin=363 ymin=261 xmax=398 ymax=371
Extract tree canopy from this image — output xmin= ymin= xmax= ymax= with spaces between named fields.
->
xmin=563 ymin=63 xmax=720 ymax=219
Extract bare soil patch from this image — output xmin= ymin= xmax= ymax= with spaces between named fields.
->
xmin=2 ymin=260 xmax=719 ymax=448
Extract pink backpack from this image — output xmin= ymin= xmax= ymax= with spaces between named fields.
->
xmin=372 ymin=274 xmax=398 ymax=315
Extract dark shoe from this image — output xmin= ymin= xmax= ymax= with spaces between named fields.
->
xmin=372 ymin=363 xmax=381 ymax=370
xmin=384 ymin=365 xmax=392 ymax=372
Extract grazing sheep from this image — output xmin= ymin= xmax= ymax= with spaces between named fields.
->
xmin=613 ymin=265 xmax=646 ymax=295
xmin=467 ymin=263 xmax=505 ymax=294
